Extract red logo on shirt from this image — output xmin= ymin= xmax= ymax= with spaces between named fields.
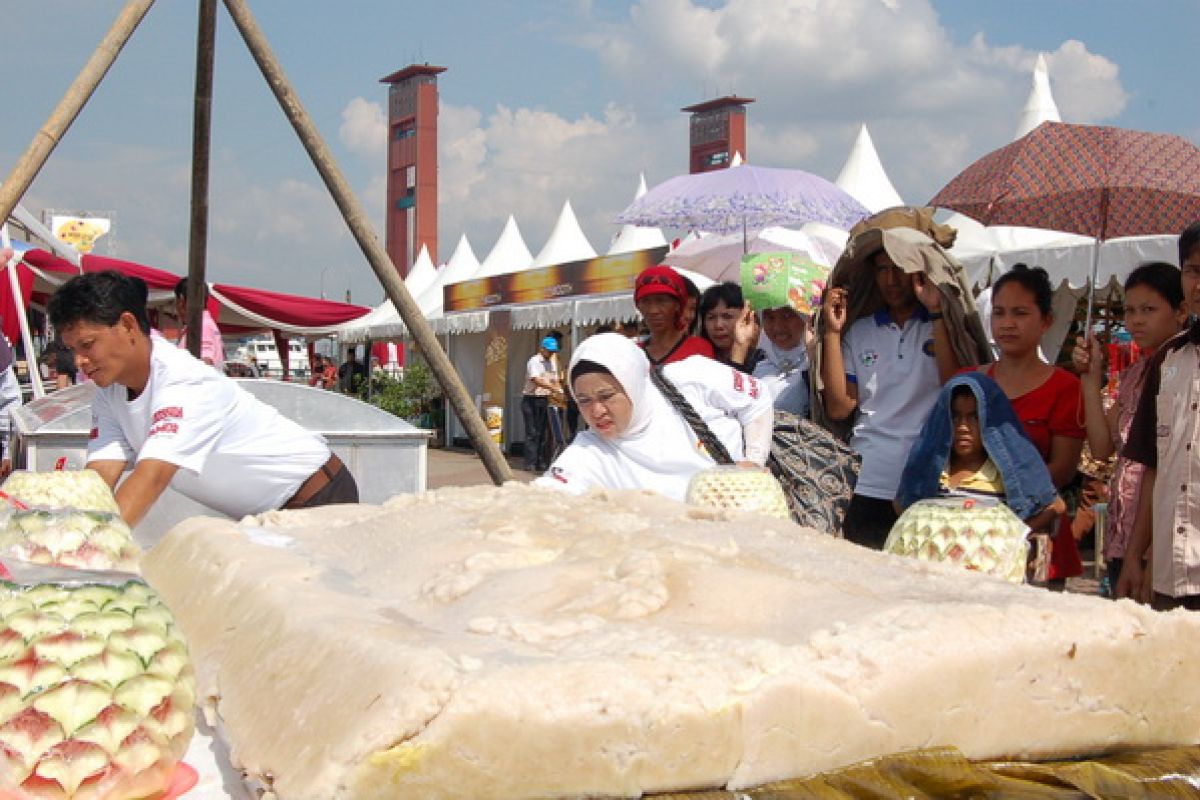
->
xmin=748 ymin=375 xmax=760 ymax=399
xmin=733 ymin=372 xmax=744 ymax=393
xmin=548 ymin=466 xmax=568 ymax=484
xmin=152 ymin=406 xmax=183 ymax=424
xmin=148 ymin=422 xmax=179 ymax=438
xmin=88 ymin=427 xmax=99 ymax=441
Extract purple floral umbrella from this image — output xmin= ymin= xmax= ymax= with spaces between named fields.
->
xmin=615 ymin=164 xmax=869 ymax=238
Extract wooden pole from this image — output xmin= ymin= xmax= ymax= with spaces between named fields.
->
xmin=0 ymin=0 xmax=156 ymax=226
xmin=221 ymin=0 xmax=513 ymax=485
xmin=186 ymin=0 xmax=217 ymax=360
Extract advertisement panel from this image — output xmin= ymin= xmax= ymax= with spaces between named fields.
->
xmin=49 ymin=215 xmax=111 ymax=254
xmin=445 ymin=246 xmax=668 ymax=313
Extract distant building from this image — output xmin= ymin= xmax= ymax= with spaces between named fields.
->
xmin=681 ymin=95 xmax=754 ymax=174
xmin=380 ymin=64 xmax=445 ymax=277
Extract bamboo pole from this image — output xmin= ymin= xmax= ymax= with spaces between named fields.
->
xmin=0 ymin=0 xmax=156 ymax=226
xmin=221 ymin=0 xmax=513 ymax=485
xmin=185 ymin=0 xmax=217 ymax=360
xmin=184 ymin=0 xmax=217 ymax=358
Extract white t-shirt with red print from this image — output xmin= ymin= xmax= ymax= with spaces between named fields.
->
xmin=88 ymin=337 xmax=329 ymax=518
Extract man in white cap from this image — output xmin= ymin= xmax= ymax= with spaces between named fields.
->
xmin=522 ymin=335 xmax=560 ymax=472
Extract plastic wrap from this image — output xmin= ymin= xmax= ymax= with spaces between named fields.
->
xmin=1 ymin=472 xmax=121 ymax=515
xmin=0 ymin=565 xmax=195 ymax=799
xmin=686 ymin=466 xmax=791 ymax=519
xmin=0 ymin=510 xmax=139 ymax=573
xmin=885 ymin=497 xmax=1030 ymax=583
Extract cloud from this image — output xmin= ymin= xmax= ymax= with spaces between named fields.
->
xmin=339 ymin=97 xmax=388 ymax=159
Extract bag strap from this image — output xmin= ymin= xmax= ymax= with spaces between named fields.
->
xmin=648 ymin=367 xmax=735 ymax=465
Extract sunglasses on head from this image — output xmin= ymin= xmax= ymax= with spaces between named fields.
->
xmin=637 ymin=274 xmax=677 ymax=289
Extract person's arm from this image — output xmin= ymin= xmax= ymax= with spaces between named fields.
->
xmin=1045 ymin=434 xmax=1083 ymax=490
xmin=1116 ymin=467 xmax=1155 ymax=603
xmin=1025 ymin=496 xmax=1067 ymax=533
xmin=913 ymin=273 xmax=962 ymax=382
xmin=113 ymin=458 xmax=180 ymax=528
xmin=728 ymin=306 xmax=759 ymax=368
xmin=86 ymin=459 xmax=127 ymax=490
xmin=819 ymin=287 xmax=858 ymax=421
xmin=1072 ymin=336 xmax=1118 ymax=459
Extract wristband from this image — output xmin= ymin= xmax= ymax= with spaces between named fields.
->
xmin=927 ymin=311 xmax=944 ymax=320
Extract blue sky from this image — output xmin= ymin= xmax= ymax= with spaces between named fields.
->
xmin=1 ymin=1 xmax=1194 ymax=305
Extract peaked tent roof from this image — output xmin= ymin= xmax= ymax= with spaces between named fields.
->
xmin=416 ymin=233 xmax=479 ymax=317
xmin=834 ymin=125 xmax=904 ymax=213
xmin=531 ymin=200 xmax=597 ymax=268
xmin=609 ymin=173 xmax=668 ymax=255
xmin=473 ymin=215 xmax=533 ymax=279
xmin=1014 ymin=54 xmax=1062 ymax=140
xmin=403 ymin=244 xmax=438 ymax=300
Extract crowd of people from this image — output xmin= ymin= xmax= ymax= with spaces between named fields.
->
xmin=528 ymin=214 xmax=1200 ymax=612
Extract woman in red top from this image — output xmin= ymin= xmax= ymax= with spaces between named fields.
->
xmin=975 ymin=264 xmax=1086 ymax=586
xmin=634 ymin=265 xmax=716 ymax=367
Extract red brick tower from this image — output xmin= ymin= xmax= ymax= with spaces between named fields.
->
xmin=379 ymin=64 xmax=446 ymax=277
xmin=681 ymin=95 xmax=754 ymax=174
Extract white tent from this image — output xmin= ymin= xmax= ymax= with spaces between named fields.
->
xmin=834 ymin=125 xmax=904 ymax=213
xmin=608 ymin=174 xmax=668 ymax=255
xmin=473 ymin=215 xmax=534 ymax=279
xmin=1014 ymin=54 xmax=1061 ymax=140
xmin=416 ymin=234 xmax=480 ymax=318
xmin=402 ymin=244 xmax=438 ymax=301
xmin=531 ymin=200 xmax=596 ymax=268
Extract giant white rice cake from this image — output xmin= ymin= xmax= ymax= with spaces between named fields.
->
xmin=141 ymin=484 xmax=1200 ymax=799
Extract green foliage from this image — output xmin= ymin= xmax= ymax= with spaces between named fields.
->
xmin=367 ymin=361 xmax=439 ymax=423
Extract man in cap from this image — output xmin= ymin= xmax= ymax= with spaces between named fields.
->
xmin=634 ymin=265 xmax=715 ymax=366
xmin=522 ymin=335 xmax=561 ymax=472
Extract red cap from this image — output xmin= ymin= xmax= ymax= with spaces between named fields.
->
xmin=634 ymin=265 xmax=686 ymax=305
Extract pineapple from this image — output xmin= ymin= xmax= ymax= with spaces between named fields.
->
xmin=686 ymin=466 xmax=791 ymax=520
xmin=0 ymin=579 xmax=194 ymax=799
xmin=885 ymin=498 xmax=1030 ymax=583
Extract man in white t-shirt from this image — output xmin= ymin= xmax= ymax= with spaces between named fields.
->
xmin=47 ymin=270 xmax=359 ymax=526
xmin=820 ymin=248 xmax=962 ymax=549
xmin=521 ymin=336 xmax=560 ymax=472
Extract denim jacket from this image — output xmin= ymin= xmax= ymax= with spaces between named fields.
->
xmin=897 ymin=372 xmax=1060 ymax=521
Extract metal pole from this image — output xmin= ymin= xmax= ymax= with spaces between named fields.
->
xmin=0 ymin=0 xmax=156 ymax=226
xmin=186 ymin=0 xmax=217 ymax=361
xmin=221 ymin=0 xmax=513 ymax=484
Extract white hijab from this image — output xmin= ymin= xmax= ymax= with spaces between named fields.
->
xmin=537 ymin=333 xmax=724 ymax=501
xmin=753 ymin=326 xmax=811 ymax=417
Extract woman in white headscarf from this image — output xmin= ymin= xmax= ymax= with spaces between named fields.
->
xmin=534 ymin=333 xmax=773 ymax=502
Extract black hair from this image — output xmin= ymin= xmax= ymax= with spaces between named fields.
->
xmin=570 ymin=358 xmax=612 ymax=384
xmin=679 ymin=275 xmax=701 ymax=334
xmin=547 ymin=330 xmax=564 ymax=343
xmin=1180 ymin=221 xmax=1200 ymax=266
xmin=950 ymin=384 xmax=976 ymax=404
xmin=698 ymin=282 xmax=745 ymax=321
xmin=1124 ymin=261 xmax=1184 ymax=309
xmin=48 ymin=271 xmax=151 ymax=334
xmin=992 ymin=263 xmax=1053 ymax=317
xmin=594 ymin=324 xmax=615 ymax=335
xmin=173 ymin=277 xmax=209 ymax=303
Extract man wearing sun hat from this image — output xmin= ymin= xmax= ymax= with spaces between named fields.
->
xmin=522 ymin=334 xmax=562 ymax=472
xmin=633 ymin=264 xmax=715 ymax=366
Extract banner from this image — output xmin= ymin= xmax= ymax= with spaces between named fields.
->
xmin=445 ymin=246 xmax=668 ymax=313
xmin=739 ymin=252 xmax=829 ymax=314
xmin=50 ymin=215 xmax=111 ymax=254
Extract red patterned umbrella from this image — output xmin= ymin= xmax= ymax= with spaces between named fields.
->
xmin=929 ymin=121 xmax=1200 ymax=240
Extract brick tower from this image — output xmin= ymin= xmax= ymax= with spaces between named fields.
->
xmin=681 ymin=95 xmax=754 ymax=174
xmin=379 ymin=64 xmax=446 ymax=277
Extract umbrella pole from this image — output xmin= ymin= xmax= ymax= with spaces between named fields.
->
xmin=1083 ymin=239 xmax=1101 ymax=340
xmin=0 ymin=0 xmax=156 ymax=227
xmin=1 ymin=226 xmax=44 ymax=399
xmin=222 ymin=0 xmax=513 ymax=485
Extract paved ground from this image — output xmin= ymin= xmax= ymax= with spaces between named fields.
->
xmin=425 ymin=446 xmax=1106 ymax=597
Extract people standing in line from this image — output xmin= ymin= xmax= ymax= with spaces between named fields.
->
xmin=634 ymin=266 xmax=715 ymax=367
xmin=754 ymin=304 xmax=814 ymax=418
xmin=309 ymin=354 xmax=327 ymax=388
xmin=970 ymin=264 xmax=1085 ymax=588
xmin=820 ymin=244 xmax=963 ymax=549
xmin=1117 ymin=223 xmax=1200 ymax=610
xmin=1072 ymin=262 xmax=1186 ymax=592
xmin=173 ymin=278 xmax=225 ymax=372
xmin=521 ymin=336 xmax=560 ymax=472
xmin=699 ymin=282 xmax=763 ymax=374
